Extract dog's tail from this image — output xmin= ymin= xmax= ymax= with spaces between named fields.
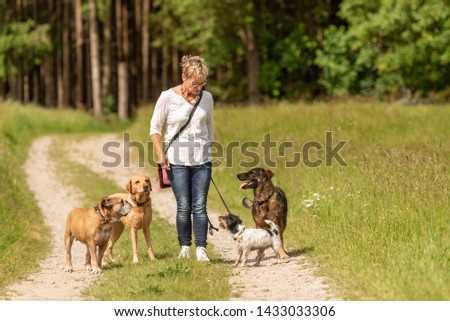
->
xmin=242 ymin=197 xmax=253 ymax=209
xmin=264 ymin=219 xmax=279 ymax=236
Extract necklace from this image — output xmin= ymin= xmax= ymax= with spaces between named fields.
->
xmin=180 ymin=85 xmax=200 ymax=105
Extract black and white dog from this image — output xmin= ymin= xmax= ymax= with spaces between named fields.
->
xmin=218 ymin=213 xmax=281 ymax=267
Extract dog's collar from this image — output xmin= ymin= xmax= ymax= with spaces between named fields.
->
xmin=128 ymin=195 xmax=149 ymax=207
xmin=94 ymin=204 xmax=108 ymax=223
xmin=132 ymin=199 xmax=148 ymax=207
xmin=254 ymin=190 xmax=275 ymax=206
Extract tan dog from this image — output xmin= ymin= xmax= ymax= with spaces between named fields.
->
xmin=64 ymin=197 xmax=132 ymax=274
xmin=107 ymin=175 xmax=156 ymax=263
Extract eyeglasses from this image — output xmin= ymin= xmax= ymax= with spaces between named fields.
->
xmin=186 ymin=77 xmax=207 ymax=87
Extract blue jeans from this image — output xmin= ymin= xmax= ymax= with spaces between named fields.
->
xmin=169 ymin=162 xmax=212 ymax=248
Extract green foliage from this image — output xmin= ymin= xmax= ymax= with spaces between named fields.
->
xmin=0 ymin=19 xmax=52 ymax=79
xmin=315 ymin=26 xmax=377 ymax=95
xmin=317 ymin=0 xmax=450 ymax=99
xmin=149 ymin=1 xmax=330 ymax=101
xmin=259 ymin=25 xmax=318 ymax=99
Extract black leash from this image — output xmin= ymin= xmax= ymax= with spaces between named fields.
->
xmin=207 ymin=177 xmax=236 ymax=235
xmin=210 ymin=177 xmax=232 ymax=214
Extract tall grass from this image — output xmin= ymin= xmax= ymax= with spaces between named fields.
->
xmin=0 ymin=103 xmax=127 ymax=292
xmin=133 ymin=101 xmax=449 ymax=300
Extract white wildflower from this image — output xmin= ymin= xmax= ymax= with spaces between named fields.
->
xmin=304 ymin=199 xmax=314 ymax=208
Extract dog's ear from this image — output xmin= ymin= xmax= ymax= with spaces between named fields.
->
xmin=126 ymin=179 xmax=133 ymax=193
xmin=101 ymin=197 xmax=113 ymax=208
xmin=265 ymin=169 xmax=274 ymax=179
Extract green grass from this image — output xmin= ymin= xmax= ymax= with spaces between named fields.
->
xmin=0 ymin=103 xmax=128 ymax=293
xmin=50 ymin=135 xmax=231 ymax=300
xmin=133 ymin=101 xmax=449 ymax=300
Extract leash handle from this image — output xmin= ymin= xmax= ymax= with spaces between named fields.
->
xmin=210 ymin=177 xmax=232 ymax=214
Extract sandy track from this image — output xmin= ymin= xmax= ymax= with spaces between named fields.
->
xmin=2 ymin=136 xmax=96 ymax=300
xmin=2 ymin=134 xmax=338 ymax=301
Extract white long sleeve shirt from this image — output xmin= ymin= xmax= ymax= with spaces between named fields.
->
xmin=149 ymin=89 xmax=214 ymax=166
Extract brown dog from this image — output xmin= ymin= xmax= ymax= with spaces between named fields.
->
xmin=64 ymin=197 xmax=132 ymax=274
xmin=107 ymin=175 xmax=156 ymax=263
xmin=237 ymin=168 xmax=289 ymax=259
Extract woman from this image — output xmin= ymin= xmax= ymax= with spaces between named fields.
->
xmin=150 ymin=55 xmax=213 ymax=261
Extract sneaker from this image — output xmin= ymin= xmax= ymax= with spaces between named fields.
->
xmin=196 ymin=247 xmax=210 ymax=262
xmin=178 ymin=246 xmax=191 ymax=259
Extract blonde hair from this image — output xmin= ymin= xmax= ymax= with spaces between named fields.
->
xmin=180 ymin=55 xmax=208 ymax=80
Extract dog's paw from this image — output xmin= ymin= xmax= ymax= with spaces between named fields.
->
xmin=84 ymin=264 xmax=92 ymax=271
xmin=64 ymin=265 xmax=73 ymax=273
xmin=92 ymin=267 xmax=103 ymax=274
xmin=242 ymin=197 xmax=253 ymax=209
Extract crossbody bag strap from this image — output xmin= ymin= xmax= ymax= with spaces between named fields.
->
xmin=164 ymin=90 xmax=203 ymax=154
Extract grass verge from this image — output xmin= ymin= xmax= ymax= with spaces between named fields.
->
xmin=132 ymin=101 xmax=449 ymax=300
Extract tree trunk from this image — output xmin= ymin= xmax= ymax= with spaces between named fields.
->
xmin=23 ymin=74 xmax=30 ymax=104
xmin=118 ymin=62 xmax=129 ymax=119
xmin=150 ymin=46 xmax=158 ymax=101
xmin=134 ymin=0 xmax=142 ymax=106
xmin=116 ymin=0 xmax=129 ymax=119
xmin=88 ymin=0 xmax=102 ymax=116
xmin=161 ymin=24 xmax=169 ymax=90
xmin=33 ymin=68 xmax=41 ymax=104
xmin=43 ymin=0 xmax=56 ymax=107
xmin=172 ymin=42 xmax=179 ymax=85
xmin=102 ymin=4 xmax=112 ymax=103
xmin=43 ymin=56 xmax=56 ymax=106
xmin=56 ymin=0 xmax=63 ymax=108
xmin=63 ymin=0 xmax=71 ymax=107
xmin=149 ymin=0 xmax=159 ymax=101
xmin=74 ymin=0 xmax=85 ymax=110
xmin=240 ymin=25 xmax=261 ymax=105
xmin=141 ymin=0 xmax=150 ymax=103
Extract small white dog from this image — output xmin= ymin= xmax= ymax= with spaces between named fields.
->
xmin=218 ymin=213 xmax=280 ymax=267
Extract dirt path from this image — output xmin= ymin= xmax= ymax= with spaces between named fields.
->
xmin=1 ymin=136 xmax=96 ymax=300
xmin=2 ymin=134 xmax=338 ymax=301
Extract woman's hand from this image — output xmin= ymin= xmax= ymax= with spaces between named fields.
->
xmin=151 ymin=134 xmax=170 ymax=170
xmin=158 ymin=154 xmax=170 ymax=170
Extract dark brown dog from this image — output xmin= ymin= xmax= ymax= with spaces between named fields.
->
xmin=64 ymin=197 xmax=132 ymax=274
xmin=107 ymin=175 xmax=156 ymax=263
xmin=237 ymin=168 xmax=289 ymax=258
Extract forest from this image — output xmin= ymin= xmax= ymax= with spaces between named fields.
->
xmin=0 ymin=0 xmax=449 ymax=118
